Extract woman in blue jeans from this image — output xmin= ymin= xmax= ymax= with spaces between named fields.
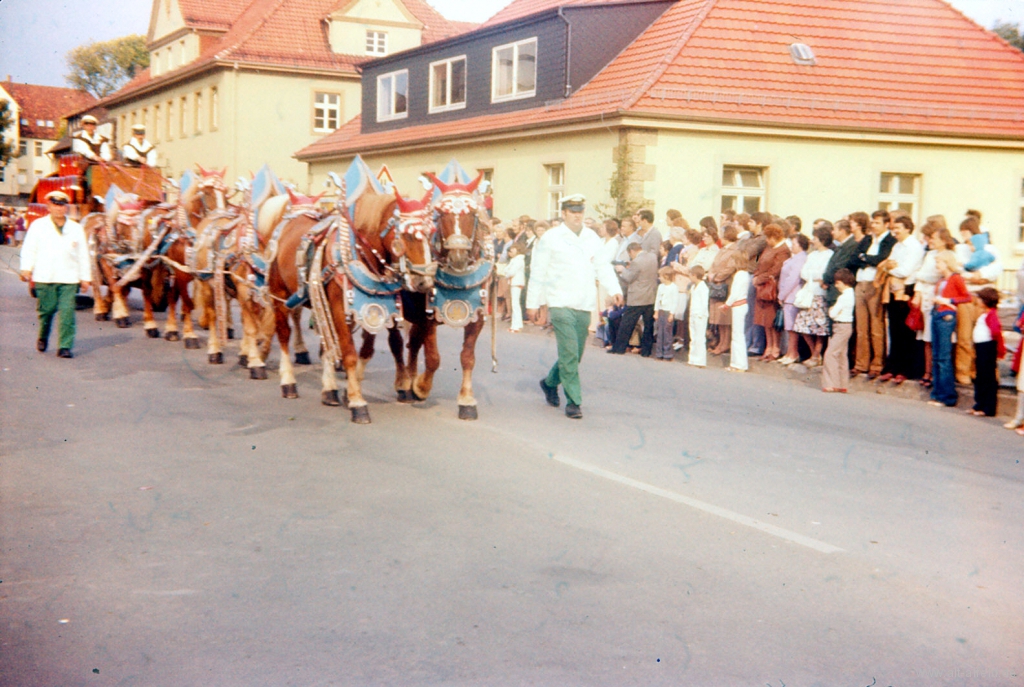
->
xmin=929 ymin=252 xmax=971 ymax=407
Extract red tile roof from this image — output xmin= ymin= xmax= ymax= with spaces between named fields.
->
xmin=298 ymin=0 xmax=1024 ymax=161
xmin=108 ymin=0 xmax=475 ymax=105
xmin=482 ymin=0 xmax=652 ymax=27
xmin=1 ymin=81 xmax=98 ymax=140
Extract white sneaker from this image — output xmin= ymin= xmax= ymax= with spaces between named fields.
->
xmin=672 ymin=342 xmax=684 ymax=351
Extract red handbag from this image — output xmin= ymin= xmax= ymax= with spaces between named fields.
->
xmin=905 ymin=302 xmax=924 ymax=332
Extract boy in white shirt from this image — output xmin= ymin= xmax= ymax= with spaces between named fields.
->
xmin=687 ymin=266 xmax=709 ymax=367
xmin=822 ymin=268 xmax=857 ymax=392
xmin=653 ymin=266 xmax=679 ymax=360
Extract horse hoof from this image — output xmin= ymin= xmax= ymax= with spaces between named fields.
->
xmin=458 ymin=405 xmax=478 ymax=421
xmin=208 ymin=352 xmax=223 ymax=364
xmin=146 ymin=328 xmax=160 ymax=339
xmin=250 ymin=366 xmax=268 ymax=380
xmin=294 ymin=351 xmax=311 ymax=366
xmin=95 ymin=312 xmax=110 ymax=321
xmin=396 ymin=389 xmax=413 ymax=403
xmin=350 ymin=406 xmax=371 ymax=424
xmin=281 ymin=383 xmax=299 ymax=399
xmin=411 ymin=390 xmax=426 ymax=403
xmin=227 ymin=328 xmax=235 ymax=340
xmin=165 ymin=331 xmax=180 ymax=342
xmin=238 ymin=354 xmax=249 ymax=367
xmin=116 ymin=317 xmax=131 ymax=328
xmin=184 ymin=338 xmax=200 ymax=350
xmin=321 ymin=390 xmax=341 ymax=406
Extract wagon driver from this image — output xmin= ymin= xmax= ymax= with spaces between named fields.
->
xmin=19 ymin=190 xmax=92 ymax=358
xmin=71 ymin=114 xmax=112 ymax=163
xmin=122 ymin=124 xmax=157 ymax=167
xmin=527 ymin=194 xmax=622 ymax=419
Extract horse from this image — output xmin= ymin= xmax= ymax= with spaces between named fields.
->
xmin=260 ymin=167 xmax=435 ymax=423
xmin=372 ymin=167 xmax=494 ymax=420
xmin=85 ymin=191 xmax=171 ymax=334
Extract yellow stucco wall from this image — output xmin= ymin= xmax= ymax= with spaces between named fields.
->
xmin=107 ymin=69 xmax=359 ymax=187
xmin=328 ymin=0 xmax=423 ymax=56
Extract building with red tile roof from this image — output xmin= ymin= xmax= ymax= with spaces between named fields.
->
xmin=91 ymin=0 xmax=476 ymax=185
xmin=297 ymin=0 xmax=1024 ymax=265
xmin=0 ymin=80 xmax=97 ymax=202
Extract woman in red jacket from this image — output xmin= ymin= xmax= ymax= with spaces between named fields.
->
xmin=928 ymin=252 xmax=972 ymax=408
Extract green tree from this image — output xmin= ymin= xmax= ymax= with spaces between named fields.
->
xmin=0 ymin=100 xmax=15 ymax=168
xmin=992 ymin=21 xmax=1024 ymax=51
xmin=65 ymin=34 xmax=150 ymax=98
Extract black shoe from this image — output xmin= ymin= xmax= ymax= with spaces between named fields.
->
xmin=540 ymin=379 xmax=560 ymax=407
xmin=37 ymin=338 xmax=47 ymax=352
xmin=57 ymin=348 xmax=73 ymax=359
xmin=565 ymin=403 xmax=583 ymax=419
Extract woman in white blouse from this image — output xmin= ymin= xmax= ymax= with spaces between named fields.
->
xmin=792 ymin=226 xmax=835 ymax=367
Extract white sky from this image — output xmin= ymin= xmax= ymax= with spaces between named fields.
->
xmin=1 ymin=0 xmax=1023 ymax=88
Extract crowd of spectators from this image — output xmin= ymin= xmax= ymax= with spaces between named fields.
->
xmin=0 ymin=206 xmax=27 ymax=246
xmin=492 ymin=206 xmax=1024 ymax=434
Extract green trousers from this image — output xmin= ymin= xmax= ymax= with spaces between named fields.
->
xmin=545 ymin=307 xmax=592 ymax=406
xmin=36 ymin=283 xmax=79 ymax=350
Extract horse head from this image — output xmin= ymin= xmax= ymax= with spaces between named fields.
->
xmin=107 ymin=193 xmax=146 ymax=242
xmin=391 ymin=187 xmax=438 ymax=292
xmin=191 ymin=164 xmax=230 ymax=216
xmin=351 ymin=188 xmax=406 ymax=282
xmin=426 ymin=171 xmax=485 ymax=274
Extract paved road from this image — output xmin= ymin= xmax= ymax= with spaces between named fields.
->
xmin=1 ymin=246 xmax=1022 ymax=686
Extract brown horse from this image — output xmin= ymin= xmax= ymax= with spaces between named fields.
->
xmin=381 ymin=171 xmax=494 ymax=420
xmin=85 ymin=193 xmax=170 ymax=333
xmin=261 ymin=186 xmax=431 ymax=423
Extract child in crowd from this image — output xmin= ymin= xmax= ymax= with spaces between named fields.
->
xmin=969 ymin=287 xmax=1005 ymax=417
xmin=688 ymin=266 xmax=709 ymax=367
xmin=505 ymin=245 xmax=526 ymax=332
xmin=653 ymin=266 xmax=679 ymax=360
xmin=724 ymin=253 xmax=751 ymax=371
xmin=821 ymin=268 xmax=856 ymax=392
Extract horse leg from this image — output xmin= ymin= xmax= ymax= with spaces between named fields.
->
xmin=141 ymin=274 xmax=159 ymax=338
xmin=93 ymin=263 xmax=111 ymax=321
xmin=111 ymin=284 xmax=131 ymax=328
xmin=411 ymin=320 xmax=440 ymax=402
xmin=240 ymin=290 xmax=269 ymax=380
xmin=291 ymin=310 xmax=311 ymax=365
xmin=387 ymin=327 xmax=412 ymax=402
xmin=164 ymin=275 xmax=180 ymax=341
xmin=457 ymin=320 xmax=485 ymax=420
xmin=356 ymin=330 xmax=376 ymax=382
xmin=274 ymin=305 xmax=298 ymax=398
xmin=197 ymin=282 xmax=222 ymax=363
xmin=327 ymin=286 xmax=368 ymax=423
xmin=180 ymin=276 xmax=200 ymax=349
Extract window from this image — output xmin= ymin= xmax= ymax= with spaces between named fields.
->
xmin=119 ymin=115 xmax=127 ymax=144
xmin=210 ymin=87 xmax=218 ymax=130
xmin=180 ymin=96 xmax=187 ymax=137
xmin=0 ymin=167 xmax=5 ymax=183
xmin=194 ymin=91 xmax=202 ymax=134
xmin=366 ymin=30 xmax=388 ymax=55
xmin=376 ymin=70 xmax=408 ymax=122
xmin=721 ymin=166 xmax=766 ymax=214
xmin=18 ymin=140 xmax=27 ymax=157
xmin=492 ymin=38 xmax=537 ymax=102
xmin=314 ymin=92 xmax=341 ymax=132
xmin=46 ymin=120 xmax=53 ymax=127
xmin=153 ymin=104 xmax=161 ymax=143
xmin=34 ymin=141 xmax=43 ymax=157
xmin=1018 ymin=178 xmax=1024 ymax=242
xmin=878 ymin=173 xmax=920 ymax=221
xmin=179 ymin=40 xmax=187 ymax=66
xmin=430 ymin=56 xmax=467 ymax=113
xmin=545 ymin=164 xmax=565 ymax=218
xmin=166 ymin=100 xmax=174 ymax=140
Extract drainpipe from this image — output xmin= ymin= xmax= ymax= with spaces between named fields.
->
xmin=558 ymin=7 xmax=572 ymax=98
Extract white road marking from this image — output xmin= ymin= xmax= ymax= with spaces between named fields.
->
xmin=551 ymin=454 xmax=845 ymax=554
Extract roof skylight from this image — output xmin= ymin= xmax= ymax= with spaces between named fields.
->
xmin=789 ymin=43 xmax=817 ymax=66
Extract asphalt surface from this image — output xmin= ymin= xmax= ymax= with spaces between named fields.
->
xmin=1 ymin=245 xmax=1022 ymax=686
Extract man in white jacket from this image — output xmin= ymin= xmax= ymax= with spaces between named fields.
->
xmin=528 ymin=194 xmax=623 ymax=419
xmin=19 ymin=191 xmax=92 ymax=358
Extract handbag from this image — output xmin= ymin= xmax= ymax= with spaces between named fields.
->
xmin=755 ymin=277 xmax=778 ymax=302
xmin=793 ymin=282 xmax=815 ymax=309
xmin=708 ymin=281 xmax=729 ymax=300
xmin=772 ymin=307 xmax=785 ymax=331
xmin=905 ymin=302 xmax=924 ymax=332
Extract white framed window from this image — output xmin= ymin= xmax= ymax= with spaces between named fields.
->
xmin=18 ymin=140 xmax=28 ymax=157
xmin=376 ymin=70 xmax=408 ymax=122
xmin=878 ymin=173 xmax=920 ymax=221
xmin=492 ymin=38 xmax=537 ymax=103
xmin=545 ymin=163 xmax=565 ymax=218
xmin=34 ymin=141 xmax=43 ymax=157
xmin=721 ymin=166 xmax=766 ymax=214
xmin=366 ymin=30 xmax=388 ymax=55
xmin=314 ymin=92 xmax=341 ymax=132
xmin=429 ymin=56 xmax=467 ymax=113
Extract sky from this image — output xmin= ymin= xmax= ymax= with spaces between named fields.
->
xmin=1 ymin=0 xmax=1024 ymax=89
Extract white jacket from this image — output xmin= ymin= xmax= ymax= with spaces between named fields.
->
xmin=21 ymin=216 xmax=91 ymax=284
xmin=527 ymin=224 xmax=622 ymax=311
xmin=505 ymin=253 xmax=526 ymax=287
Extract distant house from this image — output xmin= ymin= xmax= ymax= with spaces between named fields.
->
xmin=297 ymin=0 xmax=1024 ymax=266
xmin=81 ymin=0 xmax=476 ymax=186
xmin=0 ymin=80 xmax=96 ymax=204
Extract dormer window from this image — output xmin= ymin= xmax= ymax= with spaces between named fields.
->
xmin=789 ymin=43 xmax=816 ymax=66
xmin=377 ymin=69 xmax=408 ymax=122
xmin=366 ymin=30 xmax=388 ymax=56
xmin=492 ymin=38 xmax=537 ymax=103
xmin=430 ymin=56 xmax=467 ymax=113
